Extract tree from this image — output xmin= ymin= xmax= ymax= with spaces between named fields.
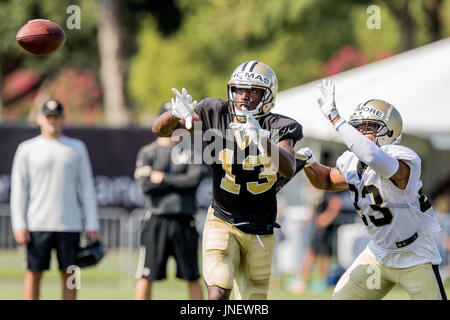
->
xmin=423 ymin=0 xmax=444 ymax=41
xmin=385 ymin=0 xmax=416 ymax=51
xmin=97 ymin=0 xmax=130 ymax=127
xmin=95 ymin=0 xmax=182 ymax=126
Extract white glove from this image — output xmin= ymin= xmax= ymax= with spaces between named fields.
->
xmin=317 ymin=79 xmax=339 ymax=122
xmin=229 ymin=107 xmax=270 ymax=155
xmin=171 ymin=88 xmax=197 ymax=130
xmin=296 ymin=147 xmax=316 ymax=167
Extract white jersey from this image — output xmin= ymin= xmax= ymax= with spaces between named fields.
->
xmin=10 ymin=135 xmax=99 ymax=232
xmin=336 ymin=144 xmax=442 ymax=268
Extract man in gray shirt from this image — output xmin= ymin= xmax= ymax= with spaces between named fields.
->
xmin=10 ymin=99 xmax=99 ymax=300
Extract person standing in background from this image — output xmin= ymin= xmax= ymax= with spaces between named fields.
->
xmin=10 ymin=99 xmax=99 ymax=300
xmin=134 ymin=102 xmax=204 ymax=300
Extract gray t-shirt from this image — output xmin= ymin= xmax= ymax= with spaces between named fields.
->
xmin=10 ymin=135 xmax=99 ymax=232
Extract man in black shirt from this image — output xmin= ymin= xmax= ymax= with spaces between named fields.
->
xmin=152 ymin=61 xmax=304 ymax=300
xmin=134 ymin=102 xmax=204 ymax=300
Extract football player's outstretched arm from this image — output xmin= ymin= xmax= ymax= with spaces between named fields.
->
xmin=304 ymin=163 xmax=348 ymax=192
xmin=152 ymin=109 xmax=200 ymax=137
xmin=296 ymin=147 xmax=348 ymax=192
xmin=152 ymin=88 xmax=200 ymax=137
xmin=331 ymin=115 xmax=411 ymax=189
xmin=317 ymin=80 xmax=411 ymax=190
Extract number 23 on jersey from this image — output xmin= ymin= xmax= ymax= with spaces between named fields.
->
xmin=348 ymin=183 xmax=393 ymax=227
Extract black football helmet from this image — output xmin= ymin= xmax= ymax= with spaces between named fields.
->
xmin=76 ymin=240 xmax=106 ymax=268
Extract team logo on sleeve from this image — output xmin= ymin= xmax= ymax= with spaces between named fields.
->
xmin=288 ymin=126 xmax=297 ymax=134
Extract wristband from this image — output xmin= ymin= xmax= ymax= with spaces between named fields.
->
xmin=333 ymin=117 xmax=346 ymax=130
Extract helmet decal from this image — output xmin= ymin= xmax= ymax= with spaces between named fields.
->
xmin=349 ymin=99 xmax=403 ymax=146
xmin=241 ymin=60 xmax=259 ymax=72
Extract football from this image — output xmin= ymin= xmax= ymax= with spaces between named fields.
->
xmin=16 ymin=19 xmax=66 ymax=56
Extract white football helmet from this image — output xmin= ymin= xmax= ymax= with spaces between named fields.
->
xmin=348 ymin=99 xmax=403 ymax=146
xmin=227 ymin=61 xmax=278 ymax=122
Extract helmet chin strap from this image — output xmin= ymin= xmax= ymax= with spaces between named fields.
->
xmin=374 ymin=136 xmax=381 ymax=147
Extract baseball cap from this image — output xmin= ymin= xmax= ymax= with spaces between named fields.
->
xmin=41 ymin=99 xmax=64 ymax=116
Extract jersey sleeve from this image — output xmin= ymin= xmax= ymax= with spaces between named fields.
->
xmin=10 ymin=143 xmax=29 ymax=231
xmin=264 ymin=114 xmax=303 ymax=145
xmin=195 ymin=97 xmax=228 ymax=131
xmin=274 ymin=122 xmax=303 ymax=144
xmin=134 ymin=145 xmax=153 ymax=180
xmin=162 ymin=164 xmax=203 ymax=189
xmin=75 ymin=140 xmax=99 ymax=231
xmin=336 ymin=150 xmax=354 ymax=180
xmin=382 ymin=145 xmax=421 ymax=194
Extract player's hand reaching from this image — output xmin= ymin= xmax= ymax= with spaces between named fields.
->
xmin=317 ymin=79 xmax=340 ymax=122
xmin=229 ymin=107 xmax=270 ymax=155
xmin=171 ymin=88 xmax=197 ymax=130
xmin=296 ymin=147 xmax=316 ymax=167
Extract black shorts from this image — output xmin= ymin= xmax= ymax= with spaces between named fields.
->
xmin=27 ymin=232 xmax=80 ymax=272
xmin=310 ymin=226 xmax=334 ymax=256
xmin=136 ymin=214 xmax=200 ymax=281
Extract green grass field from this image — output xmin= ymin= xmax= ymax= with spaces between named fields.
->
xmin=0 ymin=249 xmax=448 ymax=300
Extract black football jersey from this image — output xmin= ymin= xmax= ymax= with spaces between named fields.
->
xmin=135 ymin=142 xmax=202 ymax=216
xmin=195 ymin=97 xmax=303 ymax=234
